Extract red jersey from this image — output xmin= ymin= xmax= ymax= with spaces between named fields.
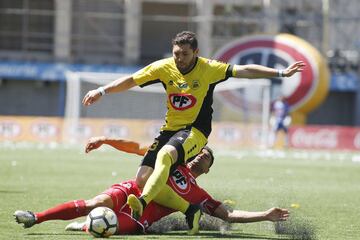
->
xmin=167 ymin=165 xmax=222 ymax=215
xmin=104 ymin=166 xmax=222 ymax=234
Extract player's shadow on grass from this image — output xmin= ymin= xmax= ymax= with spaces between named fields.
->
xmin=27 ymin=232 xmax=85 ymax=236
xmin=145 ymin=231 xmax=291 ymax=239
xmin=0 ymin=190 xmax=25 ymax=194
xmin=27 ymin=232 xmax=291 ymax=239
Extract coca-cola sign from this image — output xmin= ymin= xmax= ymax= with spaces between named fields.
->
xmin=291 ymin=128 xmax=338 ymax=148
xmin=290 ymin=126 xmax=360 ymax=150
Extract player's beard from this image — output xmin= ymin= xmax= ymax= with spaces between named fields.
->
xmin=176 ymin=56 xmax=197 ymax=74
xmin=188 ymin=161 xmax=202 ymax=177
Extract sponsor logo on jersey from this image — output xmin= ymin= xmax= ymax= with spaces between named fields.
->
xmin=192 ymin=80 xmax=200 ymax=90
xmin=169 ymin=80 xmax=189 ymax=89
xmin=170 ymin=169 xmax=191 ymax=194
xmin=178 ymin=82 xmax=188 ymax=89
xmin=169 ymin=93 xmax=196 ymax=110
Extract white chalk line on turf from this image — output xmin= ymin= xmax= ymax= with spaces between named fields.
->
xmin=215 ymin=148 xmax=360 ymax=164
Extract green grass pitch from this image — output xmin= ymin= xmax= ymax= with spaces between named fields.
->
xmin=1 ymin=144 xmax=359 ymax=239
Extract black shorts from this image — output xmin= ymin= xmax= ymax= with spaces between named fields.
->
xmin=140 ymin=129 xmax=190 ymax=169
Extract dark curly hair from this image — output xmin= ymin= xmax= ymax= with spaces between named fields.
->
xmin=172 ymin=31 xmax=198 ymax=50
xmin=203 ymin=145 xmax=214 ymax=168
xmin=186 ymin=145 xmax=214 ymax=168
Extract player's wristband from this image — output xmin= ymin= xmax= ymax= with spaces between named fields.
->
xmin=97 ymin=87 xmax=106 ymax=96
xmin=278 ymin=70 xmax=284 ymax=77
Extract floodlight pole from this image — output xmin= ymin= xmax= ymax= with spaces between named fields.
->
xmin=125 ymin=0 xmax=141 ymax=64
xmin=322 ymin=0 xmax=330 ymax=55
xmin=196 ymin=0 xmax=213 ymax=58
xmin=54 ymin=0 xmax=72 ymax=61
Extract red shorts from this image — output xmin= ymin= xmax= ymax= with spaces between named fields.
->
xmin=101 ymin=180 xmax=141 ymax=213
xmin=101 ymin=180 xmax=143 ymax=234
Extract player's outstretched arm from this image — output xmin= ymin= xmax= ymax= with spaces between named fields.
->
xmin=85 ymin=136 xmax=148 ymax=156
xmin=213 ymin=205 xmax=289 ymax=223
xmin=233 ymin=61 xmax=305 ymax=79
xmin=82 ymin=76 xmax=137 ymax=106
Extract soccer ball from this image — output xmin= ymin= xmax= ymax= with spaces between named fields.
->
xmin=86 ymin=207 xmax=118 ymax=238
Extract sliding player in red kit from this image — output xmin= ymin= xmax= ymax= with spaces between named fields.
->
xmin=14 ymin=137 xmax=289 ymax=235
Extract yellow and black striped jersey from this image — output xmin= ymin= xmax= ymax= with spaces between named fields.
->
xmin=132 ymin=57 xmax=233 ymax=137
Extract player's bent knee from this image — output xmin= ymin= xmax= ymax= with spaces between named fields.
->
xmin=136 ymin=177 xmax=147 ymax=189
xmin=158 ymin=145 xmax=177 ymax=164
xmin=136 ymin=166 xmax=153 ymax=189
xmin=86 ymin=194 xmax=113 ymax=210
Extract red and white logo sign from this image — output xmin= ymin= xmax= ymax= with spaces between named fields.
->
xmin=75 ymin=124 xmax=92 ymax=138
xmin=0 ymin=121 xmax=21 ymax=138
xmin=31 ymin=122 xmax=58 ymax=138
xmin=217 ymin=126 xmax=241 ymax=142
xmin=103 ymin=124 xmax=128 ymax=138
xmin=169 ymin=93 xmax=196 ymax=110
xmin=212 ymin=34 xmax=329 ymax=123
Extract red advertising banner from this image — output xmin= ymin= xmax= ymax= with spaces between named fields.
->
xmin=289 ymin=126 xmax=360 ymax=151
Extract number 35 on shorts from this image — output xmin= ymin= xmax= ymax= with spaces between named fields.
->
xmin=149 ymin=140 xmax=159 ymax=151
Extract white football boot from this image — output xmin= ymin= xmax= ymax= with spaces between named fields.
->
xmin=65 ymin=221 xmax=86 ymax=231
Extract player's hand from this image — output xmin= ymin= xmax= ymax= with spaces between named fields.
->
xmin=85 ymin=136 xmax=106 ymax=153
xmin=283 ymin=61 xmax=306 ymax=77
xmin=82 ymin=89 xmax=102 ymax=106
xmin=265 ymin=207 xmax=289 ymax=222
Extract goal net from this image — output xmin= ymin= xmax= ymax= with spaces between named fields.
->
xmin=64 ymin=71 xmax=271 ymax=148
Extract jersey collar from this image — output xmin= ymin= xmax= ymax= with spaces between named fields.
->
xmin=180 ymin=57 xmax=198 ymax=75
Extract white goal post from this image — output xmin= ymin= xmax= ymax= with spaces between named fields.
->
xmin=64 ymin=71 xmax=271 ymax=147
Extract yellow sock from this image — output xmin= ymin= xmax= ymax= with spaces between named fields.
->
xmin=153 ymin=185 xmax=189 ymax=213
xmin=141 ymin=149 xmax=173 ymax=204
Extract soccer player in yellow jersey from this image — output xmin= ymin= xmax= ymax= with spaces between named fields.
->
xmin=83 ymin=31 xmax=305 ymax=234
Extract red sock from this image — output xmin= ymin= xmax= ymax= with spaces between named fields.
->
xmin=35 ymin=200 xmax=86 ymax=223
